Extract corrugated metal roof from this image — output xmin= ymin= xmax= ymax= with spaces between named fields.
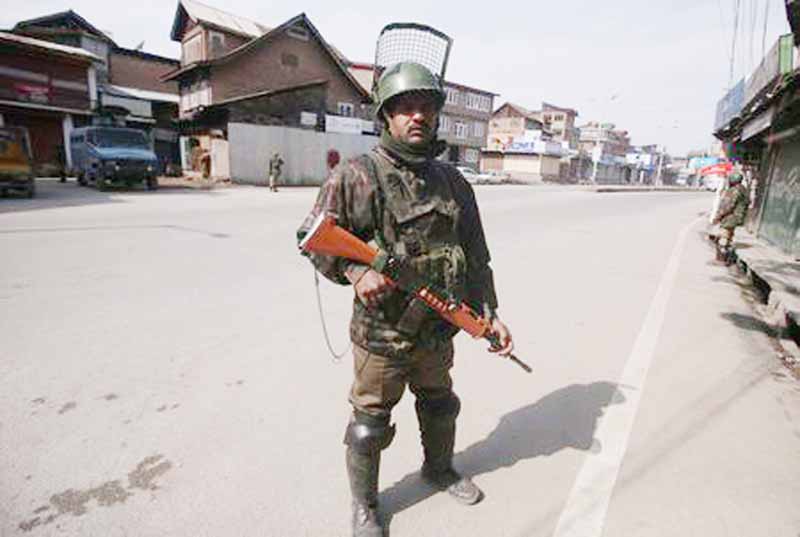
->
xmin=181 ymin=0 xmax=269 ymax=37
xmin=0 ymin=31 xmax=100 ymax=61
xmin=104 ymin=84 xmax=180 ymax=104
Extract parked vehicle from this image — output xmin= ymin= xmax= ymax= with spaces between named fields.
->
xmin=69 ymin=127 xmax=159 ymax=190
xmin=484 ymin=170 xmax=512 ymax=183
xmin=702 ymin=174 xmax=725 ymax=192
xmin=0 ymin=126 xmax=35 ymax=198
xmin=456 ymin=166 xmax=480 ymax=184
xmin=456 ymin=166 xmax=502 ymax=184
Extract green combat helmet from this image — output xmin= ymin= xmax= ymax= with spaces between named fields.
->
xmin=728 ymin=172 xmax=743 ymax=183
xmin=373 ymin=62 xmax=446 ymax=117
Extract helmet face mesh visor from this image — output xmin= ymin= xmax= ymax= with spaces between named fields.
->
xmin=374 ymin=23 xmax=452 ymax=87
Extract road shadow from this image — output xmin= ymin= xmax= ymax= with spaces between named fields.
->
xmin=719 ymin=312 xmax=783 ymax=338
xmin=379 ymin=381 xmax=624 ymax=528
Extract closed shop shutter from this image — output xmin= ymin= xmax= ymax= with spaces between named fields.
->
xmin=758 ymin=135 xmax=800 ymax=256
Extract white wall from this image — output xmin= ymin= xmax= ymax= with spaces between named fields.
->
xmin=228 ymin=123 xmax=378 ymax=186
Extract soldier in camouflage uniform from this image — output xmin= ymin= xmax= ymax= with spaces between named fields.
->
xmin=269 ymin=152 xmax=283 ymax=192
xmin=297 ymin=62 xmax=514 ymax=537
xmin=713 ymin=172 xmax=748 ymax=264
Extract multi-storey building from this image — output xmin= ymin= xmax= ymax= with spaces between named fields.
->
xmin=578 ymin=122 xmax=632 ymax=183
xmin=486 ymin=102 xmax=547 ymax=150
xmin=539 ymin=102 xmax=579 ymax=149
xmin=162 ymin=1 xmax=372 ymax=176
xmin=0 ymin=31 xmax=97 ymax=173
xmin=13 ymin=10 xmax=181 ymax=170
xmin=164 ymin=1 xmax=370 ymax=127
xmin=437 ymin=82 xmax=496 ymax=169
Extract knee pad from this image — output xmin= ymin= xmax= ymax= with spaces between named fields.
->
xmin=416 ymin=393 xmax=461 ymax=420
xmin=344 ymin=412 xmax=396 ymax=454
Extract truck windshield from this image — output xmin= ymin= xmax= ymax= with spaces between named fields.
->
xmin=89 ymin=129 xmax=149 ymax=149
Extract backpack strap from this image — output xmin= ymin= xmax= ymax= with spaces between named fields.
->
xmin=359 ymin=152 xmax=388 ymax=252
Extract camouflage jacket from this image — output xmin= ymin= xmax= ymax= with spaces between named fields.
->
xmin=269 ymin=156 xmax=283 ymax=175
xmin=298 ymin=146 xmax=498 ymax=357
xmin=718 ymin=183 xmax=748 ymax=229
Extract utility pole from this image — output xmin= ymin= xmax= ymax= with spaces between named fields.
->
xmin=655 ymin=146 xmax=664 ymax=185
xmin=591 ymin=142 xmax=602 ymax=183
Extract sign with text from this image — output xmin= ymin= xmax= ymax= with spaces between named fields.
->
xmin=714 ymin=79 xmax=745 ymax=131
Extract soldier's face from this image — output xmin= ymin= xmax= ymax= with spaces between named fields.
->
xmin=384 ymin=93 xmax=439 ymax=145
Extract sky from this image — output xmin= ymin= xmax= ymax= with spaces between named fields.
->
xmin=2 ymin=0 xmax=792 ymax=156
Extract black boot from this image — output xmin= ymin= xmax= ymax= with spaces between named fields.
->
xmin=344 ymin=412 xmax=395 ymax=537
xmin=346 ymin=447 xmax=383 ymax=537
xmin=416 ymin=395 xmax=483 ymax=505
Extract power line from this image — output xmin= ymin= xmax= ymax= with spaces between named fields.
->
xmin=730 ymin=0 xmax=742 ymax=88
xmin=762 ymin=0 xmax=770 ymax=59
xmin=717 ymin=0 xmax=731 ymax=63
xmin=750 ymin=0 xmax=759 ymax=75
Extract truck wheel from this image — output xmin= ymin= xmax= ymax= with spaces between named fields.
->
xmin=77 ymin=173 xmax=87 ymax=186
xmin=96 ymin=177 xmax=107 ymax=191
xmin=26 ymin=180 xmax=35 ymax=198
xmin=146 ymin=177 xmax=159 ymax=191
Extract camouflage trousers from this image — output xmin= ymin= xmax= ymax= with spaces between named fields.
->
xmin=349 ymin=342 xmax=454 ymax=418
xmin=719 ymin=226 xmax=736 ymax=248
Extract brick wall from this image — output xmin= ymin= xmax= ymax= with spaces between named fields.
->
xmin=0 ymin=50 xmax=90 ymax=111
xmin=108 ymin=52 xmax=179 ymax=94
xmin=205 ymin=30 xmax=251 ymax=60
xmin=210 ymin=27 xmax=367 ymax=118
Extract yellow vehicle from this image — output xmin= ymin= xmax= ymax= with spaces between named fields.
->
xmin=0 ymin=126 xmax=35 ymax=198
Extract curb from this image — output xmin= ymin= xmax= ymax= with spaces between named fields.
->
xmin=719 ymin=233 xmax=800 ymax=374
xmin=594 ymin=187 xmax=703 ymax=193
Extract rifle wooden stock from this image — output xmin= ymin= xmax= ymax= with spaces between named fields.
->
xmin=300 ymin=214 xmax=491 ymax=338
xmin=300 ymin=214 xmax=531 ymax=373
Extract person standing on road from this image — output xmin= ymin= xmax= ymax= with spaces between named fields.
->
xmin=268 ymin=152 xmax=284 ymax=192
xmin=713 ymin=172 xmax=748 ymax=264
xmin=297 ymin=62 xmax=514 ymax=537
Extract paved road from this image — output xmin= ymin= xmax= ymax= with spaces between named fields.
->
xmin=1 ymin=179 xmax=798 ymax=536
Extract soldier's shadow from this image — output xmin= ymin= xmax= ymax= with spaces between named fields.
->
xmin=379 ymin=381 xmax=625 ymax=530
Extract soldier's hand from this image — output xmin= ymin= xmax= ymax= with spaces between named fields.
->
xmin=354 ymin=269 xmax=393 ymax=309
xmin=489 ymin=317 xmax=514 ymax=357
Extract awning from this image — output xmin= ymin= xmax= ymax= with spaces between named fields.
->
xmin=700 ymin=162 xmax=734 ymax=176
xmin=741 ymin=105 xmax=776 ymax=141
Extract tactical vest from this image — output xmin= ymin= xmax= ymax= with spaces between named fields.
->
xmin=350 ymin=151 xmax=467 ymax=355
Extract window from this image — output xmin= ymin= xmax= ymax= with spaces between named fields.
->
xmin=466 ymin=93 xmax=482 ymax=110
xmin=182 ymin=33 xmax=203 ymax=64
xmin=465 ymin=148 xmax=479 ymax=163
xmin=472 ymin=122 xmax=485 ymax=138
xmin=438 ymin=115 xmax=450 ymax=134
xmin=180 ymin=80 xmax=212 ymax=113
xmin=287 ymin=26 xmax=310 ymax=41
xmin=446 ymin=88 xmax=460 ymax=106
xmin=338 ymin=102 xmax=354 ymax=117
xmin=209 ymin=31 xmax=225 ymax=58
xmin=454 ymin=122 xmax=467 ymax=139
xmin=281 ymin=53 xmax=299 ymax=67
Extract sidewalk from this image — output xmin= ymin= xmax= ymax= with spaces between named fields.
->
xmin=724 ymin=228 xmax=800 ymax=372
xmin=156 ymin=175 xmax=234 ymax=190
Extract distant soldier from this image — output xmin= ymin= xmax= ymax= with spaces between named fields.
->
xmin=269 ymin=152 xmax=284 ymax=192
xmin=713 ymin=172 xmax=748 ymax=264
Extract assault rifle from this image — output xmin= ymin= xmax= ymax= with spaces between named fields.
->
xmin=299 ymin=214 xmax=531 ymax=373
